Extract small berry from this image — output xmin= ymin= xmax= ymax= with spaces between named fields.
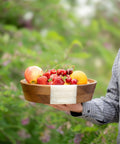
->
xmin=53 ymin=76 xmax=65 ymax=85
xmin=57 ymin=69 xmax=66 ymax=76
xmin=57 ymin=69 xmax=62 ymax=75
xmin=66 ymin=77 xmax=72 ymax=83
xmin=66 ymin=68 xmax=73 ymax=75
xmin=50 ymin=74 xmax=58 ymax=81
xmin=48 ymin=81 xmax=54 ymax=85
xmin=43 ymin=72 xmax=51 ymax=79
xmin=71 ymin=79 xmax=77 ymax=85
xmin=50 ymin=69 xmax=57 ymax=74
xmin=61 ymin=69 xmax=66 ymax=76
xmin=37 ymin=76 xmax=47 ymax=85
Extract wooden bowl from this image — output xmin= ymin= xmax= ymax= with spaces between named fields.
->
xmin=20 ymin=79 xmax=97 ymax=104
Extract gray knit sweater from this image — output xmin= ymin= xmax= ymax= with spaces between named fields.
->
xmin=70 ymin=49 xmax=120 ymax=144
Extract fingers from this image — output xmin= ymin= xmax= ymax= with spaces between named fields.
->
xmin=45 ymin=104 xmax=69 ymax=111
xmin=45 ymin=104 xmax=58 ymax=109
xmin=45 ymin=103 xmax=83 ymax=113
xmin=65 ymin=104 xmax=83 ymax=113
xmin=55 ymin=104 xmax=69 ymax=111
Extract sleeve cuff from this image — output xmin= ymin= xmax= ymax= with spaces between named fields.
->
xmin=69 ymin=102 xmax=95 ymax=118
xmin=82 ymin=102 xmax=96 ymax=118
xmin=69 ymin=102 xmax=96 ymax=118
xmin=80 ymin=101 xmax=105 ymax=124
xmin=70 ymin=101 xmax=105 ymax=125
xmin=82 ymin=101 xmax=104 ymax=121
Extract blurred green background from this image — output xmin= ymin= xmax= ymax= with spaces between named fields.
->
xmin=0 ymin=0 xmax=119 ymax=144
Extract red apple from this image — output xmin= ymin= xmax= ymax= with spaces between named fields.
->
xmin=24 ymin=66 xmax=43 ymax=83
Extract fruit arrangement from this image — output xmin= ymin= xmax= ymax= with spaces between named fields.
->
xmin=21 ymin=66 xmax=96 ymax=104
xmin=24 ymin=66 xmax=88 ymax=85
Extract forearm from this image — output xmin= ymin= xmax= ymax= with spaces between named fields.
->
xmin=70 ymin=99 xmax=105 ymax=125
xmin=70 ymin=49 xmax=120 ymax=125
xmin=70 ymin=97 xmax=119 ymax=125
xmin=70 ymin=49 xmax=120 ymax=124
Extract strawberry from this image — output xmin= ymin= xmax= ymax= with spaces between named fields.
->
xmin=71 ymin=79 xmax=77 ymax=85
xmin=48 ymin=81 xmax=54 ymax=85
xmin=53 ymin=76 xmax=65 ymax=85
xmin=50 ymin=74 xmax=58 ymax=81
xmin=37 ymin=76 xmax=47 ymax=85
xmin=43 ymin=72 xmax=51 ymax=79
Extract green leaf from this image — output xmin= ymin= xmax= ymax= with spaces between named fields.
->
xmin=48 ymin=78 xmax=52 ymax=82
xmin=72 ymin=124 xmax=82 ymax=132
xmin=69 ymin=52 xmax=91 ymax=59
xmin=70 ymin=40 xmax=83 ymax=50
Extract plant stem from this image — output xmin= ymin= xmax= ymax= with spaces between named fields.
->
xmin=0 ymin=128 xmax=16 ymax=144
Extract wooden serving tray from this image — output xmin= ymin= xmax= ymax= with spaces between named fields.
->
xmin=20 ymin=79 xmax=97 ymax=104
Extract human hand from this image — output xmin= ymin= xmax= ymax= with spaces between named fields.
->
xmin=45 ymin=104 xmax=83 ymax=113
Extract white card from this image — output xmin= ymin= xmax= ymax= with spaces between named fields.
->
xmin=50 ymin=85 xmax=77 ymax=104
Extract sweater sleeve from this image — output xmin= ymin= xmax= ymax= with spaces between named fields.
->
xmin=70 ymin=49 xmax=120 ymax=125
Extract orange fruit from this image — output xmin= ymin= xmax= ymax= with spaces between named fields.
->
xmin=70 ymin=71 xmax=87 ymax=85
xmin=87 ymin=81 xmax=90 ymax=84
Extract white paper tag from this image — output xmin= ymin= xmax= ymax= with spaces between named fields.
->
xmin=50 ymin=85 xmax=77 ymax=104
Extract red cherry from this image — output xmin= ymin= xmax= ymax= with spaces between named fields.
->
xmin=57 ymin=69 xmax=66 ymax=76
xmin=43 ymin=72 xmax=51 ymax=79
xmin=50 ymin=69 xmax=57 ymax=74
xmin=71 ymin=79 xmax=77 ymax=85
xmin=66 ymin=68 xmax=73 ymax=75
xmin=57 ymin=69 xmax=62 ymax=75
xmin=61 ymin=69 xmax=66 ymax=76
xmin=66 ymin=77 xmax=72 ymax=83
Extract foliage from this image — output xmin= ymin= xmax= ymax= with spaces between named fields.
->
xmin=0 ymin=0 xmax=120 ymax=144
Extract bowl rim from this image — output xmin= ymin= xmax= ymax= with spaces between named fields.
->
xmin=20 ymin=78 xmax=97 ymax=87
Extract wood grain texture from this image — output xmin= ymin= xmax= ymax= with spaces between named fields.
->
xmin=76 ymin=79 xmax=97 ymax=103
xmin=20 ymin=79 xmax=50 ymax=103
xmin=20 ymin=79 xmax=97 ymax=104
